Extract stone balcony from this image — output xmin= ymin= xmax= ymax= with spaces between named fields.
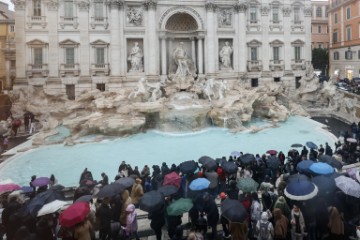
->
xmin=291 ymin=20 xmax=304 ymax=31
xmin=27 ymin=16 xmax=47 ymax=28
xmin=59 ymin=63 xmax=80 ymax=77
xmin=59 ymin=16 xmax=79 ymax=29
xmin=291 ymin=59 xmax=306 ymax=70
xmin=269 ymin=20 xmax=283 ymax=31
xmin=26 ymin=64 xmax=49 ymax=78
xmin=247 ymin=60 xmax=263 ymax=72
xmin=269 ymin=60 xmax=284 ymax=71
xmin=90 ymin=17 xmax=108 ymax=29
xmin=91 ymin=63 xmax=110 ymax=76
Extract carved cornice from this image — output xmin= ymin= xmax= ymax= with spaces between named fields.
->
xmin=205 ymin=1 xmax=217 ymax=12
xmin=261 ymin=6 xmax=270 ymax=15
xmin=143 ymin=0 xmax=157 ymax=10
xmin=282 ymin=7 xmax=291 ymax=17
xmin=76 ymin=0 xmax=89 ymax=11
xmin=304 ymin=7 xmax=312 ymax=17
xmin=233 ymin=3 xmax=247 ymax=13
xmin=106 ymin=0 xmax=124 ymax=10
xmin=46 ymin=0 xmax=59 ymax=11
xmin=12 ymin=0 xmax=26 ymax=11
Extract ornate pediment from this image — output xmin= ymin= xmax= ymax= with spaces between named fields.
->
xmin=269 ymin=39 xmax=284 ymax=46
xmin=26 ymin=39 xmax=48 ymax=47
xmin=59 ymin=39 xmax=79 ymax=47
xmin=247 ymin=39 xmax=262 ymax=47
xmin=291 ymin=39 xmax=305 ymax=46
xmin=90 ymin=39 xmax=109 ymax=46
xmin=247 ymin=0 xmax=260 ymax=5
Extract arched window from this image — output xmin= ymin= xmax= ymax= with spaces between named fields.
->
xmin=316 ymin=7 xmax=322 ymax=17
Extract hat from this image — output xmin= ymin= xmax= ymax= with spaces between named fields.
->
xmin=219 ymin=192 xmax=227 ymax=199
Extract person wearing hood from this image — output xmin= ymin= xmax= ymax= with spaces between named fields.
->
xmin=123 ymin=204 xmax=139 ymax=240
xmin=120 ymin=190 xmax=132 ymax=225
xmin=273 ymin=196 xmax=290 ymax=220
xmin=130 ymin=178 xmax=144 ymax=208
xmin=290 ymin=204 xmax=305 ymax=240
xmin=256 ymin=211 xmax=274 ymax=240
xmin=251 ymin=192 xmax=262 ymax=239
xmin=273 ymin=208 xmax=288 ymax=240
xmin=328 ymin=206 xmax=344 ymax=239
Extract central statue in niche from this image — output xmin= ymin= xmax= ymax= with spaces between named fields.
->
xmin=169 ymin=42 xmax=197 ymax=90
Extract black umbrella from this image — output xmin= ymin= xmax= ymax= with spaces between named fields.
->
xmin=291 ymin=143 xmax=303 ymax=148
xmin=157 ymin=185 xmax=179 ymax=197
xmin=306 ymin=141 xmax=318 ymax=149
xmin=239 ymin=153 xmax=255 ymax=165
xmin=199 ymin=156 xmax=217 ymax=171
xmin=179 ymin=160 xmax=198 ymax=174
xmin=115 ymin=177 xmax=135 ymax=188
xmin=288 ymin=173 xmax=310 ymax=182
xmin=311 ymin=175 xmax=336 ymax=195
xmin=318 ymin=155 xmax=343 ymax=169
xmin=216 ymin=158 xmax=226 ymax=165
xmin=74 ymin=195 xmax=93 ymax=203
xmin=139 ymin=190 xmax=164 ymax=213
xmin=198 ymin=156 xmax=214 ymax=164
xmin=222 ymin=161 xmax=238 ymax=174
xmin=221 ymin=198 xmax=247 ymax=223
xmin=266 ymin=156 xmax=281 ymax=169
xmin=96 ymin=183 xmax=125 ymax=198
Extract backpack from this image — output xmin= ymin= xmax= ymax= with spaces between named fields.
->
xmin=258 ymin=221 xmax=270 ymax=240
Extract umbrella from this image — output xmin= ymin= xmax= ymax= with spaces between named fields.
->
xmin=266 ymin=156 xmax=281 ymax=169
xmin=21 ymin=186 xmax=34 ymax=193
xmin=230 ymin=151 xmax=241 ymax=158
xmin=0 ymin=183 xmax=21 ymax=194
xmin=318 ymin=155 xmax=343 ymax=169
xmin=291 ymin=143 xmax=303 ymax=148
xmin=198 ymin=156 xmax=214 ymax=165
xmin=284 ymin=179 xmax=318 ymax=201
xmin=239 ymin=153 xmax=256 ymax=165
xmin=199 ymin=157 xmax=217 ymax=171
xmin=189 ymin=178 xmax=210 ymax=191
xmin=167 ymin=198 xmax=193 ymax=216
xmin=266 ymin=150 xmax=277 ymax=155
xmin=216 ymin=158 xmax=226 ymax=165
xmin=356 ymin=171 xmax=360 ymax=183
xmin=236 ymin=178 xmax=259 ymax=193
xmin=37 ymin=200 xmax=69 ymax=217
xmin=139 ymin=191 xmax=164 ymax=213
xmin=115 ymin=177 xmax=135 ymax=188
xmin=309 ymin=162 xmax=334 ymax=175
xmin=306 ymin=141 xmax=318 ymax=149
xmin=96 ymin=183 xmax=125 ymax=198
xmin=221 ymin=198 xmax=247 ymax=223
xmin=296 ymin=160 xmax=314 ymax=174
xmin=74 ymin=195 xmax=93 ymax=203
xmin=311 ymin=175 xmax=336 ymax=195
xmin=288 ymin=173 xmax=310 ymax=182
xmin=163 ymin=172 xmax=181 ymax=188
xmin=32 ymin=177 xmax=50 ymax=187
xmin=346 ymin=138 xmax=357 ymax=143
xmin=335 ymin=176 xmax=360 ymax=198
xmin=59 ymin=202 xmax=90 ymax=228
xmin=158 ymin=185 xmax=179 ymax=197
xmin=222 ymin=161 xmax=238 ymax=174
xmin=179 ymin=160 xmax=198 ymax=174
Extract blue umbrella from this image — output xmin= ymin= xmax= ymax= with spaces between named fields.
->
xmin=230 ymin=151 xmax=241 ymax=158
xmin=239 ymin=153 xmax=255 ymax=165
xmin=189 ymin=178 xmax=210 ymax=191
xmin=306 ymin=141 xmax=318 ymax=149
xmin=296 ymin=160 xmax=315 ymax=174
xmin=21 ymin=186 xmax=34 ymax=193
xmin=309 ymin=162 xmax=334 ymax=175
xmin=284 ymin=179 xmax=318 ymax=201
xmin=311 ymin=175 xmax=336 ymax=195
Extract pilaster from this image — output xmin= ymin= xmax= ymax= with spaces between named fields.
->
xmin=46 ymin=0 xmax=60 ymax=81
xmin=197 ymin=36 xmax=204 ymax=74
xmin=234 ymin=3 xmax=247 ymax=73
xmin=205 ymin=1 xmax=217 ymax=75
xmin=144 ymin=0 xmax=158 ymax=76
xmin=304 ymin=6 xmax=312 ymax=63
xmin=13 ymin=0 xmax=27 ymax=85
xmin=261 ymin=5 xmax=270 ymax=72
xmin=283 ymin=7 xmax=292 ymax=71
xmin=77 ymin=0 xmax=91 ymax=77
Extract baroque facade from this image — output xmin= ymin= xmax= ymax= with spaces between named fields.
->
xmin=13 ymin=0 xmax=312 ymax=99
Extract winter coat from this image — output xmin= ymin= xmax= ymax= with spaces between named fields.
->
xmin=74 ymin=220 xmax=92 ymax=240
xmin=120 ymin=190 xmax=132 ymax=225
xmin=130 ymin=178 xmax=144 ymax=205
xmin=273 ymin=208 xmax=288 ymax=239
xmin=328 ymin=206 xmax=344 ymax=235
xmin=125 ymin=204 xmax=138 ymax=236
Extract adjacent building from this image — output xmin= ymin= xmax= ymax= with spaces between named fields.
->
xmin=311 ymin=0 xmax=329 ymax=49
xmin=13 ymin=0 xmax=312 ymax=99
xmin=328 ymin=0 xmax=360 ymax=80
xmin=0 ymin=2 xmax=15 ymax=90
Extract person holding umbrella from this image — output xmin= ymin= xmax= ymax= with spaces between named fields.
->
xmin=148 ymin=204 xmax=165 ymax=240
xmin=123 ymin=204 xmax=140 ymax=240
xmin=73 ymin=219 xmax=93 ymax=240
xmin=290 ymin=204 xmax=305 ymax=240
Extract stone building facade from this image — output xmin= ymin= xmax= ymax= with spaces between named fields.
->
xmin=311 ymin=0 xmax=329 ymax=49
xmin=13 ymin=0 xmax=312 ymax=99
xmin=328 ymin=0 xmax=360 ymax=80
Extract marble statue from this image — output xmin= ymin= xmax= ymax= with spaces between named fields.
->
xmin=128 ymin=78 xmax=147 ymax=99
xmin=127 ymin=8 xmax=142 ymax=26
xmin=128 ymin=42 xmax=143 ymax=72
xmin=173 ymin=42 xmax=192 ymax=77
xmin=219 ymin=41 xmax=233 ymax=70
xmin=203 ymin=78 xmax=229 ymax=101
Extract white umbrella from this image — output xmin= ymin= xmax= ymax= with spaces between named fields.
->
xmin=37 ymin=200 xmax=70 ymax=217
xmin=335 ymin=176 xmax=360 ymax=198
xmin=346 ymin=138 xmax=357 ymax=143
xmin=356 ymin=171 xmax=360 ymax=183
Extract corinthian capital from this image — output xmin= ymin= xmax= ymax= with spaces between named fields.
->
xmin=205 ymin=1 xmax=217 ymax=12
xmin=233 ymin=3 xmax=247 ymax=13
xmin=143 ymin=0 xmax=157 ymax=10
xmin=46 ymin=0 xmax=59 ymax=11
xmin=106 ymin=0 xmax=124 ymax=10
xmin=76 ymin=0 xmax=89 ymax=11
xmin=12 ymin=0 xmax=26 ymax=11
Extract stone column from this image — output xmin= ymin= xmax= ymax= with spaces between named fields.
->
xmin=232 ymin=6 xmax=239 ymax=72
xmin=144 ymin=0 xmax=158 ymax=77
xmin=235 ymin=3 xmax=247 ymax=73
xmin=160 ymin=36 xmax=167 ymax=76
xmin=13 ymin=0 xmax=27 ymax=86
xmin=5 ymin=60 xmax=10 ymax=89
xmin=119 ymin=5 xmax=126 ymax=76
xmin=46 ymin=0 xmax=60 ymax=82
xmin=191 ymin=37 xmax=196 ymax=63
xmin=77 ymin=0 xmax=91 ymax=79
xmin=197 ymin=36 xmax=204 ymax=74
xmin=283 ymin=7 xmax=292 ymax=71
xmin=205 ymin=1 xmax=217 ymax=76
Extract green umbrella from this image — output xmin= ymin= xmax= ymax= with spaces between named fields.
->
xmin=236 ymin=178 xmax=259 ymax=193
xmin=167 ymin=198 xmax=193 ymax=216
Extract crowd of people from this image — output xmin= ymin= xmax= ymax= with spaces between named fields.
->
xmin=1 ymin=129 xmax=360 ymax=240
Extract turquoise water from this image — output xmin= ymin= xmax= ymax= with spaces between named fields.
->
xmin=0 ymin=116 xmax=336 ymax=187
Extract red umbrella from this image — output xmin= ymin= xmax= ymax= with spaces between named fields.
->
xmin=59 ymin=202 xmax=90 ymax=227
xmin=0 ymin=183 xmax=21 ymax=194
xmin=163 ymin=172 xmax=181 ymax=188
xmin=266 ymin=150 xmax=278 ymax=155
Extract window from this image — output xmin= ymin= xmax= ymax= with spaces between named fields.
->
xmin=251 ymin=47 xmax=257 ymax=61
xmin=65 ymin=48 xmax=75 ymax=65
xmin=273 ymin=47 xmax=279 ymax=61
xmin=295 ymin=76 xmax=301 ymax=89
xmin=316 ymin=7 xmax=322 ymax=17
xmin=294 ymin=7 xmax=300 ymax=23
xmin=33 ymin=0 xmax=41 ymax=16
xmin=250 ymin=6 xmax=257 ymax=23
xmin=325 ymin=6 xmax=328 ymax=17
xmin=334 ymin=13 xmax=338 ymax=24
xmin=346 ymin=27 xmax=351 ymax=41
xmin=94 ymin=1 xmax=104 ymax=19
xmin=96 ymin=48 xmax=105 ymax=64
xmin=294 ymin=46 xmax=301 ymax=61
xmin=64 ymin=0 xmax=74 ymax=18
xmin=33 ymin=48 xmax=43 ymax=66
xmin=333 ymin=31 xmax=338 ymax=43
xmin=345 ymin=50 xmax=352 ymax=60
xmin=334 ymin=51 xmax=339 ymax=60
xmin=66 ymin=84 xmax=75 ymax=100
xmin=10 ymin=25 xmax=14 ymax=32
xmin=274 ymin=77 xmax=281 ymax=82
xmin=318 ymin=26 xmax=321 ymax=33
xmin=319 ymin=44 xmax=322 ymax=48
xmin=346 ymin=7 xmax=351 ymax=19
xmin=251 ymin=78 xmax=258 ymax=87
xmin=358 ymin=50 xmax=360 ymax=59
xmin=272 ymin=7 xmax=279 ymax=23
xmin=96 ymin=83 xmax=105 ymax=92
